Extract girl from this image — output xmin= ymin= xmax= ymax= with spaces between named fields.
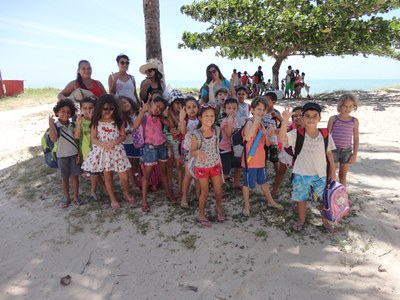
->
xmin=82 ymin=94 xmax=134 ymax=208
xmin=133 ymin=96 xmax=175 ymax=212
xmin=190 ymin=103 xmax=224 ymax=227
xmin=166 ymin=90 xmax=185 ymax=198
xmin=139 ymin=63 xmax=165 ymax=103
xmin=327 ymin=94 xmax=359 ymax=187
xmin=119 ymin=96 xmax=142 ymax=193
xmin=74 ymin=97 xmax=104 ymax=201
xmin=179 ymin=96 xmax=200 ymax=209
xmin=108 ymin=54 xmax=140 ymax=105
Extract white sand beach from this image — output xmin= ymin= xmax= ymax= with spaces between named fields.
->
xmin=0 ymin=90 xmax=399 ymax=300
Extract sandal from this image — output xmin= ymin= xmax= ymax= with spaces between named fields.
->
xmin=141 ymin=202 xmax=151 ymax=213
xmin=197 ymin=218 xmax=211 ymax=227
xmin=215 ymin=208 xmax=225 ymax=222
xmin=90 ymin=194 xmax=98 ymax=202
xmin=72 ymin=199 xmax=84 ymax=206
xmin=123 ymin=194 xmax=135 ymax=205
xmin=180 ymin=201 xmax=189 ymax=209
xmin=60 ymin=198 xmax=71 ymax=209
xmin=292 ymin=222 xmax=305 ymax=232
xmin=267 ymin=203 xmax=284 ymax=211
xmin=111 ymin=201 xmax=121 ymax=209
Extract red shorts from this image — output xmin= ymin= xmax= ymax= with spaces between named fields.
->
xmin=194 ymin=164 xmax=222 ymax=179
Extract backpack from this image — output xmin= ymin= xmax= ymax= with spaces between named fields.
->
xmin=41 ymin=125 xmax=61 ymax=168
xmin=189 ymin=127 xmax=221 ymax=179
xmin=322 ymin=180 xmax=350 ymax=223
xmin=132 ymin=124 xmax=145 ymax=149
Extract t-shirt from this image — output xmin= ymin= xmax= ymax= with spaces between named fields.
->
xmin=55 ymin=120 xmax=79 ymax=158
xmin=236 ymin=102 xmax=250 ymax=127
xmin=201 ymin=79 xmax=231 ymax=97
xmin=241 ymin=124 xmax=266 ymax=168
xmin=286 ymin=129 xmax=336 ymax=177
xmin=79 ymin=118 xmax=92 ymax=160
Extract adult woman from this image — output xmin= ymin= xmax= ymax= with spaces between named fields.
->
xmin=200 ymin=64 xmax=231 ymax=98
xmin=108 ymin=54 xmax=140 ymax=105
xmin=138 ymin=63 xmax=165 ymax=103
xmin=58 ymin=60 xmax=107 ymax=100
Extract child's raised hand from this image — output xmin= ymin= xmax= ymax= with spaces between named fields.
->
xmin=163 ymin=106 xmax=169 ymax=118
xmin=76 ymin=113 xmax=82 ymax=125
xmin=208 ymin=80 xmax=216 ymax=89
xmin=281 ymin=105 xmax=292 ymax=121
xmin=179 ymin=106 xmax=186 ymax=121
xmin=48 ymin=115 xmax=56 ymax=125
xmin=141 ymin=103 xmax=149 ymax=112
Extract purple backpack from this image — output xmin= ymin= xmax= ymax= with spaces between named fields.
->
xmin=322 ymin=180 xmax=350 ymax=223
xmin=132 ymin=124 xmax=144 ymax=149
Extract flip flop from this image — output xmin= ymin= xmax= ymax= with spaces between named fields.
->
xmin=292 ymin=222 xmax=304 ymax=232
xmin=141 ymin=202 xmax=151 ymax=213
xmin=72 ymin=199 xmax=84 ymax=206
xmin=60 ymin=198 xmax=71 ymax=209
xmin=111 ymin=201 xmax=121 ymax=209
xmin=123 ymin=194 xmax=135 ymax=206
xmin=267 ymin=203 xmax=284 ymax=211
xmin=215 ymin=208 xmax=225 ymax=222
xmin=197 ymin=218 xmax=211 ymax=227
xmin=180 ymin=201 xmax=189 ymax=209
xmin=241 ymin=208 xmax=250 ymax=218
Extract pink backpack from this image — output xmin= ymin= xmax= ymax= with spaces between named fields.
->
xmin=322 ymin=180 xmax=350 ymax=223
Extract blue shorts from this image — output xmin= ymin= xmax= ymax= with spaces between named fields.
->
xmin=332 ymin=147 xmax=352 ymax=164
xmin=291 ymin=174 xmax=326 ymax=205
xmin=243 ymin=167 xmax=267 ymax=188
xmin=123 ymin=143 xmax=143 ymax=158
xmin=142 ymin=143 xmax=168 ymax=166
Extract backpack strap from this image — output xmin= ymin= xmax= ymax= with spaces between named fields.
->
xmin=192 ymin=129 xmax=203 ymax=150
xmin=293 ymin=128 xmax=329 ymax=163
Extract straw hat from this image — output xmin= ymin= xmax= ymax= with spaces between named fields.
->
xmin=69 ymin=88 xmax=94 ymax=101
xmin=139 ymin=63 xmax=158 ymax=74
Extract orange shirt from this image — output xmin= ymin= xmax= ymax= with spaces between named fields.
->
xmin=241 ymin=125 xmax=266 ymax=168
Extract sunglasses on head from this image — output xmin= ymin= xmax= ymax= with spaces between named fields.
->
xmin=201 ymin=103 xmax=216 ymax=109
xmin=103 ymin=107 xmax=115 ymax=111
xmin=120 ymin=61 xmax=130 ymax=65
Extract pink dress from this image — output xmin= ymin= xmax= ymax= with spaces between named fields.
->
xmin=82 ymin=121 xmax=131 ymax=172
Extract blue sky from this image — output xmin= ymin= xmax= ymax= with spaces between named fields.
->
xmin=0 ymin=0 xmax=399 ymax=89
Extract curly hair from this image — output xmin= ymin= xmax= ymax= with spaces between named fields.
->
xmin=53 ymin=98 xmax=77 ymax=117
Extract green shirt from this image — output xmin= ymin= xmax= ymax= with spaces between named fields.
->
xmin=80 ymin=118 xmax=92 ymax=160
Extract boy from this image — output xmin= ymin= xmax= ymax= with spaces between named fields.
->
xmin=49 ymin=98 xmax=82 ymax=208
xmin=279 ymin=102 xmax=336 ymax=233
xmin=74 ymin=97 xmax=102 ymax=201
xmin=241 ymin=96 xmax=283 ymax=217
xmin=209 ymin=87 xmax=228 ymax=125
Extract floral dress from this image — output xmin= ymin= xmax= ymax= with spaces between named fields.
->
xmin=82 ymin=121 xmax=131 ymax=172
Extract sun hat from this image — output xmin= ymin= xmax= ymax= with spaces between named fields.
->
xmin=168 ymin=89 xmax=184 ymax=105
xmin=302 ymin=102 xmax=322 ymax=114
xmin=69 ymin=88 xmax=95 ymax=101
xmin=139 ymin=63 xmax=158 ymax=74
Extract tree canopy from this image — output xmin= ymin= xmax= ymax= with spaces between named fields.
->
xmin=179 ymin=0 xmax=400 ymax=86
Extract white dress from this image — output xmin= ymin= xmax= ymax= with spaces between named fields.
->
xmin=82 ymin=121 xmax=131 ymax=172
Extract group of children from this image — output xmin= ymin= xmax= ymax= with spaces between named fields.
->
xmin=48 ymin=85 xmax=359 ymax=231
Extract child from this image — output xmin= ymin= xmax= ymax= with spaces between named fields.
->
xmin=179 ymin=96 xmax=200 ymax=208
xmin=49 ymin=99 xmax=82 ymax=208
xmin=262 ymin=92 xmax=283 ymax=175
xmin=235 ymin=86 xmax=250 ymax=127
xmin=82 ymin=94 xmax=133 ymax=208
xmin=191 ymin=103 xmax=224 ymax=227
xmin=219 ymin=97 xmax=242 ymax=188
xmin=133 ymin=96 xmax=175 ymax=212
xmin=74 ymin=97 xmax=103 ymax=201
xmin=279 ymin=102 xmax=336 ymax=233
xmin=241 ymin=96 xmax=283 ymax=217
xmin=119 ymin=96 xmax=142 ymax=193
xmin=271 ymin=106 xmax=303 ymax=195
xmin=209 ymin=87 xmax=229 ymax=126
xmin=327 ymin=94 xmax=359 ymax=187
xmin=165 ymin=89 xmax=185 ymax=198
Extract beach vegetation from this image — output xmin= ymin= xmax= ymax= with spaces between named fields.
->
xmin=179 ymin=0 xmax=400 ymax=88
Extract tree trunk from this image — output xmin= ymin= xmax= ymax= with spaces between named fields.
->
xmin=271 ymin=49 xmax=291 ymax=90
xmin=143 ymin=0 xmax=164 ymax=75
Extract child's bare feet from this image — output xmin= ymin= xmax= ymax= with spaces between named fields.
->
xmin=111 ymin=201 xmax=120 ymax=209
xmin=141 ymin=200 xmax=150 ymax=213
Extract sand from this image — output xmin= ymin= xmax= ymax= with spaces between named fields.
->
xmin=0 ymin=90 xmax=399 ymax=300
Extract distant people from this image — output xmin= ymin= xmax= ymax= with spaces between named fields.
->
xmin=327 ymin=94 xmax=360 ymax=187
xmin=281 ymin=79 xmax=285 ymax=91
xmin=301 ymin=72 xmax=311 ymax=98
xmin=294 ymin=69 xmax=301 ymax=98
xmin=139 ymin=62 xmax=165 ymax=103
xmin=108 ymin=54 xmax=140 ymax=105
xmin=200 ymin=63 xmax=231 ymax=98
xmin=252 ymin=65 xmax=264 ymax=96
xmin=230 ymin=68 xmax=239 ymax=87
xmin=58 ymin=60 xmax=107 ymax=100
xmin=241 ymin=71 xmax=251 ymax=94
xmin=284 ymin=65 xmax=295 ymax=99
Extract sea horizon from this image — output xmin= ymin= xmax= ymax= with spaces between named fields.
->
xmin=21 ymin=78 xmax=400 ymax=95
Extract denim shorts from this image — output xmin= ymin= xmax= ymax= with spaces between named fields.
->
xmin=332 ymin=147 xmax=352 ymax=164
xmin=123 ymin=143 xmax=143 ymax=158
xmin=291 ymin=173 xmax=326 ymax=205
xmin=142 ymin=143 xmax=168 ymax=166
xmin=243 ymin=167 xmax=267 ymax=189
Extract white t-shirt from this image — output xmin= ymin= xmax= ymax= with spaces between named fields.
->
xmin=286 ymin=129 xmax=336 ymax=177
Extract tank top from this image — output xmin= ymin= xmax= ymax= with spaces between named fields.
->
xmin=143 ymin=113 xmax=166 ymax=146
xmin=113 ymin=74 xmax=138 ymax=103
xmin=78 ymin=80 xmax=103 ymax=97
xmin=331 ymin=115 xmax=354 ymax=148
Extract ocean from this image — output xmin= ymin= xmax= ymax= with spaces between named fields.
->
xmin=168 ymin=79 xmax=400 ymax=94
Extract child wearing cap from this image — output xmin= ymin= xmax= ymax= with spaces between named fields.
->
xmin=279 ymin=102 xmax=336 ymax=233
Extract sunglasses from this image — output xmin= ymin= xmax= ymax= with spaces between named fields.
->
xmin=209 ymin=69 xmax=217 ymax=74
xmin=120 ymin=61 xmax=130 ymax=65
xmin=201 ymin=103 xmax=216 ymax=109
xmin=103 ymin=107 xmax=115 ymax=111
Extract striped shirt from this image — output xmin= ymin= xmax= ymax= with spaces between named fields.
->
xmin=331 ymin=115 xmax=354 ymax=148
